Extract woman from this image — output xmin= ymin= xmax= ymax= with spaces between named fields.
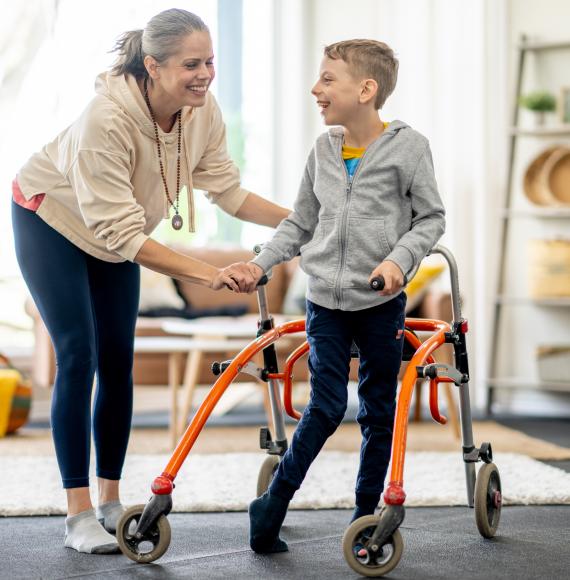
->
xmin=12 ymin=8 xmax=288 ymax=554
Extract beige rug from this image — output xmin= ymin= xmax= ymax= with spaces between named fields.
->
xmin=2 ymin=420 xmax=569 ymax=460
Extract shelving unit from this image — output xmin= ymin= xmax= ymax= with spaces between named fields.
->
xmin=501 ymin=208 xmax=570 ymax=218
xmin=487 ymin=35 xmax=570 ymax=412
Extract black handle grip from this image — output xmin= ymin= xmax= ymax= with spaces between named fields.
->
xmin=211 ymin=360 xmax=232 ymax=376
xmin=225 ymin=272 xmax=269 ymax=291
xmin=370 ymin=276 xmax=385 ymax=291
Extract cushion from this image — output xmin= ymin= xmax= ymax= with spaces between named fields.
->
xmin=405 ymin=262 xmax=446 ymax=311
xmin=139 ymin=268 xmax=186 ymax=313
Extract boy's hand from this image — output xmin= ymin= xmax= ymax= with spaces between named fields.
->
xmin=215 ymin=261 xmax=258 ymax=293
xmin=369 ymin=261 xmax=405 ymax=296
xmin=247 ymin=262 xmax=265 ymax=285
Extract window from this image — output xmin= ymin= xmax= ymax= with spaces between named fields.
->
xmin=0 ymin=0 xmax=277 ymax=349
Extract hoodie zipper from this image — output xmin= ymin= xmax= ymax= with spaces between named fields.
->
xmin=334 ymin=139 xmax=369 ymax=309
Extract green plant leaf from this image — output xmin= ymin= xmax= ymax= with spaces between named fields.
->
xmin=518 ymin=91 xmax=557 ymax=112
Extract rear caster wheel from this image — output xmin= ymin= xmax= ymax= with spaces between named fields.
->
xmin=474 ymin=462 xmax=502 ymax=538
xmin=256 ymin=455 xmax=280 ymax=497
xmin=116 ymin=504 xmax=171 ymax=563
xmin=342 ymin=515 xmax=404 ymax=577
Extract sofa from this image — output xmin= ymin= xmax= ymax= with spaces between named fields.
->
xmin=27 ymin=245 xmax=453 ymax=390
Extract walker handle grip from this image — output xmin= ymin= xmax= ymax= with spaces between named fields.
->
xmin=370 ymin=276 xmax=386 ymax=291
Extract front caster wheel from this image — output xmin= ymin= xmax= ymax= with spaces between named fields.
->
xmin=342 ymin=515 xmax=404 ymax=577
xmin=117 ymin=504 xmax=171 ymax=563
xmin=474 ymin=462 xmax=502 ymax=538
xmin=256 ymin=455 xmax=280 ymax=497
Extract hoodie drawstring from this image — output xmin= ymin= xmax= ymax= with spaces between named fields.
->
xmin=181 ymin=130 xmax=195 ymax=232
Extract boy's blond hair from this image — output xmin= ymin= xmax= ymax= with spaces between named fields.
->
xmin=324 ymin=39 xmax=398 ymax=109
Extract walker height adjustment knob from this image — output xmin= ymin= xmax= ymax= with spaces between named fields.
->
xmin=416 ymin=363 xmax=468 ymax=386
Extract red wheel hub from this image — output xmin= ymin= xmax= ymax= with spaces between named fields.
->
xmin=492 ymin=490 xmax=502 ymax=508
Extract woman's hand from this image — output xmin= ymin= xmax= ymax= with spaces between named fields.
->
xmin=212 ymin=261 xmax=259 ymax=293
xmin=369 ymin=261 xmax=405 ymax=296
xmin=247 ymin=262 xmax=265 ymax=285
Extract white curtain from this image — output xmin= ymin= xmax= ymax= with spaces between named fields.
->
xmin=0 ymin=1 xmax=58 ymax=275
xmin=271 ymin=0 xmax=508 ymax=407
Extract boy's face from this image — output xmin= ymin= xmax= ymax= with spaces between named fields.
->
xmin=311 ymin=56 xmax=364 ymax=126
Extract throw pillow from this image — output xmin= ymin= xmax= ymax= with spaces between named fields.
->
xmin=405 ymin=263 xmax=446 ymax=311
xmin=139 ymin=268 xmax=186 ymax=313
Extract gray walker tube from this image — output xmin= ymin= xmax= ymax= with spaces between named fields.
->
xmin=256 ymin=283 xmax=288 ymax=448
xmin=431 ymin=244 xmax=476 ymax=507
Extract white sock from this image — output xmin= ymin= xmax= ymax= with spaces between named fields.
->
xmin=96 ymin=500 xmax=125 ymax=534
xmin=64 ymin=509 xmax=119 ymax=554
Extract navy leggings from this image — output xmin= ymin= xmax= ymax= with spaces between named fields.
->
xmin=270 ymin=294 xmax=406 ymax=509
xmin=12 ymin=202 xmax=140 ymax=488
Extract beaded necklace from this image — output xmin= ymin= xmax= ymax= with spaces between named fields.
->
xmin=143 ymin=77 xmax=183 ymax=230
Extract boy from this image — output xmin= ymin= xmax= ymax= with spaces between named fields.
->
xmin=245 ymin=39 xmax=445 ymax=553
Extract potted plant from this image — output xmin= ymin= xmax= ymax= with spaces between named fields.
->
xmin=519 ymin=91 xmax=557 ymax=126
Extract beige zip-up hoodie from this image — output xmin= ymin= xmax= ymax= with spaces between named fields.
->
xmin=16 ymin=72 xmax=250 ymax=263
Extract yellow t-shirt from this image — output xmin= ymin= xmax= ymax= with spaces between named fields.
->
xmin=342 ymin=122 xmax=390 ymax=168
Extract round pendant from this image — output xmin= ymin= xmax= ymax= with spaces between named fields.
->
xmin=171 ymin=214 xmax=183 ymax=230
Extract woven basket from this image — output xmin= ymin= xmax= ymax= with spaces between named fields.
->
xmin=528 ymin=239 xmax=570 ymax=298
xmin=542 ymin=146 xmax=570 ymax=205
xmin=523 ymin=146 xmax=570 ymax=206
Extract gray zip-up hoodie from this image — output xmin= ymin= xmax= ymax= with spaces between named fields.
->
xmin=253 ymin=121 xmax=446 ymax=311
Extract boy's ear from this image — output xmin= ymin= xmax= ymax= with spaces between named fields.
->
xmin=359 ymin=78 xmax=378 ymax=105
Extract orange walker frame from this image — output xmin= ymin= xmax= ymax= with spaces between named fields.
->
xmin=117 ymin=245 xmax=502 ymax=576
xmin=158 ymin=318 xmax=450 ymax=498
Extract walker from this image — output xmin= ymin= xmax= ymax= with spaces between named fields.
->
xmin=116 ymin=245 xmax=502 ymax=578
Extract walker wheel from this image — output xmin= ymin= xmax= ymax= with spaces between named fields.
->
xmin=474 ymin=462 xmax=502 ymax=538
xmin=256 ymin=455 xmax=280 ymax=497
xmin=342 ymin=515 xmax=404 ymax=577
xmin=116 ymin=504 xmax=171 ymax=563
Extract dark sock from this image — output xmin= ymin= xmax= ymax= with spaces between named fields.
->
xmin=248 ymin=492 xmax=289 ymax=553
xmin=351 ymin=504 xmax=377 ymax=523
xmin=351 ymin=492 xmax=380 ymax=523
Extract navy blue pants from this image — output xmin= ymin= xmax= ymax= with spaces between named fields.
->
xmin=12 ymin=202 xmax=140 ymax=488
xmin=270 ymin=295 xmax=406 ymax=509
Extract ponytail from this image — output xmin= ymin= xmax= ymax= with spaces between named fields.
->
xmin=110 ymin=30 xmax=147 ymax=78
